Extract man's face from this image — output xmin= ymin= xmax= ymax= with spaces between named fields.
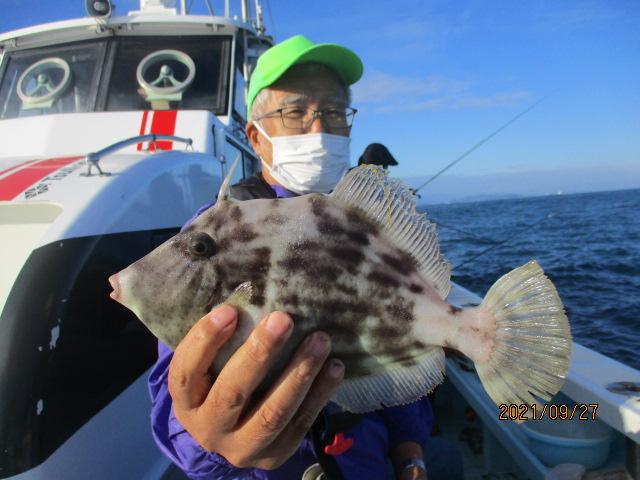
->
xmin=246 ymin=64 xmax=351 ymax=171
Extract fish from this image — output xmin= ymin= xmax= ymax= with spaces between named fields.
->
xmin=108 ymin=164 xmax=572 ymax=414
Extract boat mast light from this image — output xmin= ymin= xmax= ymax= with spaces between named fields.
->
xmin=85 ymin=0 xmax=113 ymax=18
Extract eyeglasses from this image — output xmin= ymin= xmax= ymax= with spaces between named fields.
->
xmin=254 ymin=106 xmax=357 ymax=130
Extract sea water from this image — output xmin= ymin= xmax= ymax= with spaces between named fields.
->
xmin=421 ymin=188 xmax=640 ymax=371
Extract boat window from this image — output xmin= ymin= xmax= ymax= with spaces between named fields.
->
xmin=0 ymin=231 xmax=163 ymax=477
xmin=0 ymin=41 xmax=105 ymax=120
xmin=233 ymin=67 xmax=247 ymax=120
xmin=233 ymin=40 xmax=247 ymax=121
xmin=105 ymin=36 xmax=231 ymax=114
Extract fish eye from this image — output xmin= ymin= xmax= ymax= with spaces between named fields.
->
xmin=188 ymin=232 xmax=215 ymax=258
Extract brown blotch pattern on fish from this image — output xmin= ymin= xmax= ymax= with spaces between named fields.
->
xmin=233 ymin=224 xmax=259 ymax=243
xmin=211 ymin=243 xmax=273 ymax=307
xmin=346 ymin=208 xmax=379 ymax=234
xmin=380 ymin=252 xmax=417 ymax=275
xmin=367 ymin=270 xmax=401 ymax=289
xmin=386 ymin=301 xmax=415 ymax=324
xmin=409 ymin=283 xmax=424 ymax=294
xmin=327 ymin=246 xmax=365 ymax=268
xmin=449 ymin=304 xmax=462 ymax=315
xmin=215 ymin=237 xmax=231 ymax=253
xmin=309 ymin=195 xmax=328 ymax=217
xmin=346 ymin=230 xmax=369 ymax=246
xmin=335 ymin=282 xmax=358 ymax=297
xmin=280 ymin=292 xmax=300 ymax=308
xmin=230 ymin=205 xmax=243 ymax=222
xmin=263 ymin=213 xmax=289 ymax=225
xmin=371 ymin=324 xmax=404 ymax=342
xmin=203 ymin=201 xmax=230 ymax=231
xmin=317 ymin=320 xmax=361 ymax=345
xmin=317 ymin=219 xmax=346 ymax=236
xmin=309 ymin=264 xmax=343 ymax=281
xmin=291 ymin=240 xmax=321 ymax=253
xmin=252 ymin=246 xmax=271 ymax=258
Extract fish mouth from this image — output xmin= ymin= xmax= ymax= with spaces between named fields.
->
xmin=108 ymin=273 xmax=121 ymax=303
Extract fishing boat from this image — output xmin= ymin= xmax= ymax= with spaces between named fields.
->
xmin=0 ymin=2 xmax=638 ymax=479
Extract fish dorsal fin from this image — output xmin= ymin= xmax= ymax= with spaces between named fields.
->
xmin=217 ymin=153 xmax=242 ymax=203
xmin=331 ymin=165 xmax=451 ymax=299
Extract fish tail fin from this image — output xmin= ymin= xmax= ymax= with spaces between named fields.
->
xmin=472 ymin=260 xmax=572 ymax=415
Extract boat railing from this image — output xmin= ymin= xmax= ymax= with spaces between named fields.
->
xmin=83 ymin=133 xmax=193 ymax=175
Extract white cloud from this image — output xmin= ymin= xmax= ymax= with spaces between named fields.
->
xmin=534 ymin=2 xmax=625 ymax=31
xmin=353 ymin=71 xmax=469 ymax=104
xmin=353 ymin=70 xmax=532 ymax=113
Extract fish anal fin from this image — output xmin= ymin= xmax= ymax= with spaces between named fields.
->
xmin=333 ymin=347 xmax=445 ymax=413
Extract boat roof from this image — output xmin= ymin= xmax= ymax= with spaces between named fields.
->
xmin=0 ymin=11 xmax=258 ymax=52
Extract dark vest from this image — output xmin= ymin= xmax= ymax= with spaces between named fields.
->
xmin=228 ymin=173 xmax=278 ymax=201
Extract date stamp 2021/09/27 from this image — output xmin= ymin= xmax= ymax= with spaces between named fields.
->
xmin=498 ymin=403 xmax=599 ymax=422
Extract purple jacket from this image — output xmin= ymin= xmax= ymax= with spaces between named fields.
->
xmin=148 ymin=181 xmax=433 ymax=479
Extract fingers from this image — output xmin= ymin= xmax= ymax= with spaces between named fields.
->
xmin=203 ymin=311 xmax=293 ymax=431
xmin=169 ymin=304 xmax=238 ymax=411
xmin=259 ymin=357 xmax=345 ymax=466
xmin=245 ymin=331 xmax=332 ymax=444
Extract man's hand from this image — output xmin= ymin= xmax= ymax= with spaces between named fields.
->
xmin=168 ymin=304 xmax=344 ymax=470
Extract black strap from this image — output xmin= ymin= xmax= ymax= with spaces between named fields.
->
xmin=309 ymin=404 xmax=365 ymax=480
xmin=310 ymin=412 xmax=345 ymax=480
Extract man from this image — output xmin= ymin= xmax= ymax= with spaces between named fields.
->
xmin=149 ymin=35 xmax=457 ymax=480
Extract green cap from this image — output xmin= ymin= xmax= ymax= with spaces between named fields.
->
xmin=246 ymin=35 xmax=363 ymax=118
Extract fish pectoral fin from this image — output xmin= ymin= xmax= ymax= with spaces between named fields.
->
xmin=333 ymin=347 xmax=445 ymax=413
xmin=225 ymin=281 xmax=254 ymax=308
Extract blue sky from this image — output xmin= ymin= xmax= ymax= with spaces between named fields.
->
xmin=2 ymin=0 xmax=639 ymax=196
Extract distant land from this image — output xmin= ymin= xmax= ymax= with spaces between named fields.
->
xmin=403 ymin=163 xmax=640 ymax=205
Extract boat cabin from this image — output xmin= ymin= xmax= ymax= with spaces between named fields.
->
xmin=0 ymin=1 xmax=272 ymax=478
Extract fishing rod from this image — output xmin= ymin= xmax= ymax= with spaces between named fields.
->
xmin=452 ymin=213 xmax=555 ymax=270
xmin=412 ymin=94 xmax=550 ymax=195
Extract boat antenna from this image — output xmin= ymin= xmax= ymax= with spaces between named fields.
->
xmin=412 ymin=94 xmax=550 ymax=195
xmin=205 ymin=0 xmax=215 ymax=16
xmin=264 ymin=0 xmax=276 ymax=38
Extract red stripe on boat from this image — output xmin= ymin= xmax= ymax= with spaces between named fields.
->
xmin=137 ymin=110 xmax=150 ymax=151
xmin=0 ymin=160 xmax=35 ymax=178
xmin=0 ymin=156 xmax=83 ymax=201
xmin=148 ymin=110 xmax=178 ymax=151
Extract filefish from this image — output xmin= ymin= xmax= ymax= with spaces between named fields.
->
xmin=109 ymin=164 xmax=572 ymax=414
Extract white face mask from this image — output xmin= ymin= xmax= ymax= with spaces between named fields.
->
xmin=253 ymin=122 xmax=351 ymax=194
